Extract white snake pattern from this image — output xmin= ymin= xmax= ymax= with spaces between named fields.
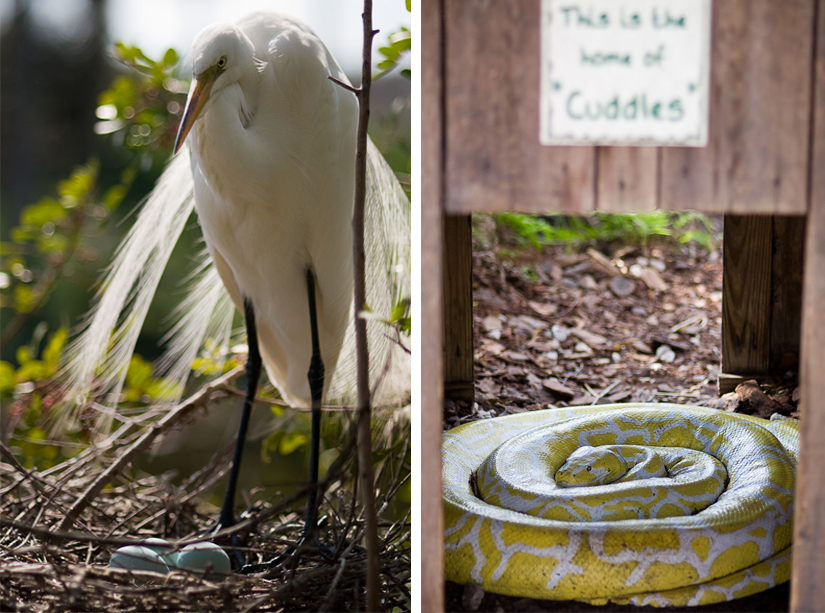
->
xmin=442 ymin=404 xmax=798 ymax=607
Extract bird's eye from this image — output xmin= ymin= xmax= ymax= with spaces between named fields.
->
xmin=217 ymin=56 xmax=227 ymax=68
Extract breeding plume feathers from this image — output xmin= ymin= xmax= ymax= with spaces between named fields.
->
xmin=63 ymin=140 xmax=410 ymax=432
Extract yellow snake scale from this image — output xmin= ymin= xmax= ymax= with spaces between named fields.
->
xmin=442 ymin=404 xmax=798 ymax=607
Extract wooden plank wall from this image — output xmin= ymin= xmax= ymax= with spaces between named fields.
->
xmin=424 ymin=0 xmax=825 ymax=609
xmin=791 ymin=1 xmax=825 ymax=610
xmin=421 ymin=0 xmax=445 ymax=609
xmin=444 ymin=0 xmax=814 ymax=215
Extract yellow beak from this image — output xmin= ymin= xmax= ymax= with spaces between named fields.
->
xmin=174 ymin=76 xmax=215 ymax=154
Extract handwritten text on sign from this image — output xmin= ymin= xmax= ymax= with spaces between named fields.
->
xmin=540 ymin=0 xmax=711 ymax=146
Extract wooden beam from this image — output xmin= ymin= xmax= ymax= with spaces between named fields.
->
xmin=661 ymin=0 xmax=814 ymax=214
xmin=597 ymin=147 xmax=658 ymax=212
xmin=444 ymin=0 xmax=595 ymax=214
xmin=722 ymin=215 xmax=774 ymax=374
xmin=421 ymin=0 xmax=445 ymax=608
xmin=721 ymin=215 xmax=806 ymax=376
xmin=442 ymin=214 xmax=474 ymax=403
xmin=790 ymin=0 xmax=825 ymax=609
xmin=769 ymin=216 xmax=806 ymax=373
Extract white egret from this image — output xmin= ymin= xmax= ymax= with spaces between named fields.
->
xmin=65 ymin=11 xmax=410 ymax=553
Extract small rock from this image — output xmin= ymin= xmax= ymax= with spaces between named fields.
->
xmin=646 ymin=314 xmax=659 ymax=326
xmin=649 ymin=258 xmax=666 ymax=272
xmin=580 ymin=274 xmax=599 ymax=290
xmin=629 ymin=263 xmax=645 ymax=278
xmin=610 ymin=276 xmax=635 ymax=297
xmin=655 ymin=345 xmax=676 ymax=363
xmin=551 ymin=324 xmax=569 ymax=342
xmin=631 ymin=306 xmax=648 ymax=316
xmin=541 ymin=350 xmax=559 ymax=361
xmin=487 ymin=329 xmax=501 ymax=340
xmin=482 ymin=315 xmax=501 ymax=332
xmin=611 ymin=352 xmax=621 ymax=363
xmin=574 ymin=341 xmax=593 ymax=355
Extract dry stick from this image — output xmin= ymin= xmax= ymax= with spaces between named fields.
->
xmin=56 ymin=366 xmax=243 ymax=532
xmin=351 ymin=0 xmax=381 ymax=610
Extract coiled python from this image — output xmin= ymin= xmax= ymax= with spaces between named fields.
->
xmin=443 ymin=404 xmax=798 ymax=607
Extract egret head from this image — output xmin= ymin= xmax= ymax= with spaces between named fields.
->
xmin=174 ymin=25 xmax=255 ymax=153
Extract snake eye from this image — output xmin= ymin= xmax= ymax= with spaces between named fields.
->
xmin=217 ymin=56 xmax=227 ymax=69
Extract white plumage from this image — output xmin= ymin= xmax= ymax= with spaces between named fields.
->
xmin=65 ymin=11 xmax=410 ymax=426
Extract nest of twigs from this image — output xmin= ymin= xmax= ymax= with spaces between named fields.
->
xmin=1 ymin=372 xmax=411 ymax=612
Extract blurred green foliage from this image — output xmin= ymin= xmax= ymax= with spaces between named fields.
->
xmin=375 ymin=0 xmax=411 ymax=81
xmin=492 ymin=211 xmax=719 ymax=252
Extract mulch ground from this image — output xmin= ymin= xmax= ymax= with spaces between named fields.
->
xmin=443 ymin=218 xmax=799 ymax=612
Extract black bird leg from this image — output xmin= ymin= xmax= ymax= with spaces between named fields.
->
xmin=303 ymin=268 xmax=325 ymax=542
xmin=211 ymin=297 xmax=260 ymax=566
xmin=237 ymin=273 xmax=329 ymax=574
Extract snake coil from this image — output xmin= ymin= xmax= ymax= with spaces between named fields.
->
xmin=443 ymin=404 xmax=798 ymax=607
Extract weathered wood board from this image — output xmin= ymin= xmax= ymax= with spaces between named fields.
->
xmin=444 ymin=0 xmax=814 ymax=215
xmin=421 ymin=0 xmax=445 ymax=609
xmin=790 ymin=2 xmax=825 ymax=611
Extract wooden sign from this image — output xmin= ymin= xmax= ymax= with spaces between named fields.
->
xmin=540 ymin=0 xmax=712 ymax=146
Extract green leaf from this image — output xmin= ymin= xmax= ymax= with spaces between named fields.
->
xmin=103 ymin=184 xmax=127 ymax=210
xmin=163 ymin=48 xmax=178 ymax=67
xmin=42 ymin=328 xmax=67 ymax=367
xmin=280 ymin=431 xmax=309 ymax=455
xmin=0 ymin=361 xmax=15 ymax=394
xmin=17 ymin=360 xmax=50 ymax=382
xmin=14 ymin=285 xmax=36 ymax=314
xmin=126 ymin=355 xmax=153 ymax=389
xmin=20 ymin=198 xmax=66 ymax=228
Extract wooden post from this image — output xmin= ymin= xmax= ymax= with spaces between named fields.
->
xmin=421 ymin=0 xmax=445 ymax=608
xmin=442 ymin=214 xmax=474 ymax=403
xmin=721 ymin=215 xmax=806 ymax=389
xmin=790 ymin=1 xmax=825 ymax=609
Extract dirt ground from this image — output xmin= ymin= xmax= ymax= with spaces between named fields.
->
xmin=442 ymin=219 xmax=799 ymax=612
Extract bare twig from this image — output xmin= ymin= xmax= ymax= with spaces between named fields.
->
xmin=57 ymin=366 xmax=243 ymax=532
xmin=351 ymin=1 xmax=381 ymax=610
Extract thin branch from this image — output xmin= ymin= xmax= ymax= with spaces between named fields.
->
xmin=57 ymin=366 xmax=243 ymax=532
xmin=351 ymin=1 xmax=381 ymax=610
xmin=328 ymin=76 xmax=360 ymax=95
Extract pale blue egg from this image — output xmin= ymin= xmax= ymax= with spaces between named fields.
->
xmin=109 ymin=545 xmax=170 ymax=573
xmin=142 ymin=537 xmax=179 ymax=567
xmin=175 ymin=542 xmax=231 ymax=579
